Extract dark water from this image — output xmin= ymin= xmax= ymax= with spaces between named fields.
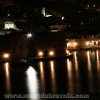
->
xmin=0 ymin=50 xmax=100 ymax=99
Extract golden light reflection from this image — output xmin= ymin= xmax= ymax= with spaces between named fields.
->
xmin=40 ymin=61 xmax=44 ymax=79
xmin=4 ymin=62 xmax=11 ymax=94
xmin=66 ymin=59 xmax=73 ymax=93
xmin=67 ymin=42 xmax=78 ymax=48
xmin=26 ymin=66 xmax=39 ymax=100
xmin=96 ymin=50 xmax=100 ymax=70
xmin=74 ymin=52 xmax=78 ymax=71
xmin=73 ymin=51 xmax=80 ymax=92
xmin=87 ymin=51 xmax=91 ymax=71
xmin=66 ymin=50 xmax=71 ymax=55
xmin=50 ymin=61 xmax=56 ymax=93
xmin=86 ymin=41 xmax=90 ymax=46
xmin=96 ymin=50 xmax=100 ymax=87
xmin=39 ymin=61 xmax=45 ymax=92
xmin=3 ymin=53 xmax=10 ymax=59
xmin=49 ymin=51 xmax=55 ymax=56
xmin=38 ymin=51 xmax=44 ymax=57
xmin=86 ymin=51 xmax=93 ymax=93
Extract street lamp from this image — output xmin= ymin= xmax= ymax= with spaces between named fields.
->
xmin=3 ymin=53 xmax=10 ymax=59
xmin=38 ymin=51 xmax=44 ymax=57
xmin=26 ymin=33 xmax=32 ymax=38
xmin=49 ymin=50 xmax=55 ymax=56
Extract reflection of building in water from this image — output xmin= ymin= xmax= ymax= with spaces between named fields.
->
xmin=50 ymin=61 xmax=56 ymax=94
xmin=39 ymin=61 xmax=46 ymax=93
xmin=4 ymin=62 xmax=11 ymax=94
xmin=66 ymin=59 xmax=74 ymax=93
xmin=26 ymin=66 xmax=39 ymax=100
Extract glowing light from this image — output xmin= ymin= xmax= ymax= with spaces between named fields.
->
xmin=4 ymin=21 xmax=17 ymax=29
xmin=41 ymin=7 xmax=46 ymax=17
xmin=74 ymin=52 xmax=78 ymax=71
xmin=4 ymin=62 xmax=11 ymax=94
xmin=8 ymin=13 xmax=10 ymax=16
xmin=38 ymin=51 xmax=44 ymax=57
xmin=73 ymin=42 xmax=77 ymax=47
xmin=62 ymin=16 xmax=64 ymax=20
xmin=67 ymin=42 xmax=77 ymax=48
xmin=67 ymin=42 xmax=71 ymax=46
xmin=50 ymin=61 xmax=56 ymax=93
xmin=87 ymin=51 xmax=91 ymax=71
xmin=39 ymin=61 xmax=44 ymax=81
xmin=40 ymin=61 xmax=44 ymax=75
xmin=26 ymin=66 xmax=39 ymax=100
xmin=86 ymin=41 xmax=90 ymax=46
xmin=66 ymin=59 xmax=73 ymax=92
xmin=93 ymin=5 xmax=95 ymax=7
xmin=39 ymin=61 xmax=45 ymax=92
xmin=3 ymin=53 xmax=10 ymax=59
xmin=96 ymin=41 xmax=98 ymax=45
xmin=66 ymin=50 xmax=71 ymax=55
xmin=96 ymin=50 xmax=100 ymax=70
xmin=67 ymin=59 xmax=72 ymax=72
xmin=51 ymin=30 xmax=59 ymax=32
xmin=26 ymin=33 xmax=32 ymax=38
xmin=86 ymin=51 xmax=94 ymax=93
xmin=5 ymin=62 xmax=10 ymax=78
xmin=49 ymin=51 xmax=55 ymax=56
xmin=26 ymin=66 xmax=37 ymax=78
xmin=87 ymin=5 xmax=90 ymax=8
xmin=46 ymin=14 xmax=52 ymax=17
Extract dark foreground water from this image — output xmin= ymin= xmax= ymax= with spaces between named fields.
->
xmin=0 ymin=50 xmax=100 ymax=100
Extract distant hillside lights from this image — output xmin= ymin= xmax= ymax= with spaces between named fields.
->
xmin=4 ymin=21 xmax=17 ymax=30
xmin=41 ymin=7 xmax=52 ymax=17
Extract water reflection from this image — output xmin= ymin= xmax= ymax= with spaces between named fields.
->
xmin=4 ymin=62 xmax=11 ymax=94
xmin=87 ymin=51 xmax=91 ymax=71
xmin=96 ymin=50 xmax=100 ymax=70
xmin=73 ymin=51 xmax=80 ymax=92
xmin=86 ymin=51 xmax=93 ymax=93
xmin=39 ymin=61 xmax=45 ymax=92
xmin=74 ymin=51 xmax=78 ymax=71
xmin=26 ymin=66 xmax=39 ymax=100
xmin=66 ymin=59 xmax=73 ymax=93
xmin=96 ymin=50 xmax=100 ymax=87
xmin=49 ymin=61 xmax=56 ymax=94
